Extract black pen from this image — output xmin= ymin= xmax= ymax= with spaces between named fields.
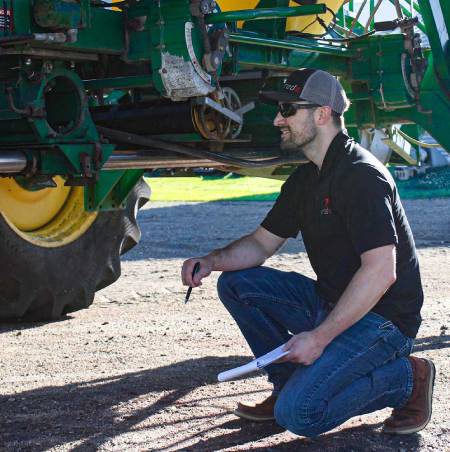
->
xmin=185 ymin=262 xmax=201 ymax=304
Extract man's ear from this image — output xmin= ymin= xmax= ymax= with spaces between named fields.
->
xmin=315 ymin=106 xmax=333 ymax=125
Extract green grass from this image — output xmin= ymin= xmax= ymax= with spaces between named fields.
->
xmin=146 ymin=175 xmax=283 ymax=202
xmin=146 ymin=166 xmax=450 ymax=202
xmin=393 ymin=166 xmax=450 ymax=199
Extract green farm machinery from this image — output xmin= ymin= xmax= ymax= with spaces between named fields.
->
xmin=0 ymin=0 xmax=448 ymax=321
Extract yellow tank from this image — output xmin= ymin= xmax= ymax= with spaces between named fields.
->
xmin=217 ymin=0 xmax=259 ymax=28
xmin=217 ymin=0 xmax=345 ymax=35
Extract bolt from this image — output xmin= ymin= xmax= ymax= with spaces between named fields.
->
xmin=43 ymin=62 xmax=53 ymax=74
xmin=25 ymin=58 xmax=32 ymax=66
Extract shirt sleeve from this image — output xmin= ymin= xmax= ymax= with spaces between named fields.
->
xmin=260 ymin=168 xmax=303 ymax=239
xmin=345 ymin=165 xmax=398 ymax=255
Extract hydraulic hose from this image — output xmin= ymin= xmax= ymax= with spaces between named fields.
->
xmin=97 ymin=126 xmax=306 ymax=168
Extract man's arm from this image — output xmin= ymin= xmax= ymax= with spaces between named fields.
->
xmin=283 ymin=244 xmax=396 ymax=365
xmin=181 ymin=226 xmax=287 ymax=287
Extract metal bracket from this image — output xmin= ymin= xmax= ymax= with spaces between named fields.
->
xmin=193 ymin=96 xmax=242 ymax=123
xmin=236 ymin=101 xmax=255 ymax=117
xmin=382 ymin=128 xmax=418 ymax=165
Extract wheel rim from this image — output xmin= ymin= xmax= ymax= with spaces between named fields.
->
xmin=0 ymin=176 xmax=97 ymax=247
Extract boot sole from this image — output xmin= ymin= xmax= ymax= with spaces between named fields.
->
xmin=383 ymin=359 xmax=436 ymax=435
xmin=233 ymin=408 xmax=275 ymax=422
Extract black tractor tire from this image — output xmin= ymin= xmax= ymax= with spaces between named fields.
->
xmin=0 ymin=178 xmax=150 ymax=322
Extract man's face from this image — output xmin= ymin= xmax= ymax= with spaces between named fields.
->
xmin=273 ymin=103 xmax=318 ymax=151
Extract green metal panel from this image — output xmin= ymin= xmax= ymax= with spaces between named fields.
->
xmin=86 ymin=169 xmax=145 ymax=211
xmin=418 ymin=0 xmax=450 ymax=88
xmin=228 ymin=32 xmax=352 ymax=74
xmin=125 ymin=0 xmax=152 ymax=62
xmin=349 ymin=34 xmax=416 ymax=110
xmin=67 ymin=8 xmax=124 ymax=53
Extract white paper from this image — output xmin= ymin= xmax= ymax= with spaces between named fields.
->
xmin=218 ymin=344 xmax=289 ymax=382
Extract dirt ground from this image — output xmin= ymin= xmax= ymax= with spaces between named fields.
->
xmin=1 ymin=198 xmax=449 ymax=451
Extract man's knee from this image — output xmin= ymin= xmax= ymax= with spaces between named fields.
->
xmin=217 ymin=268 xmax=261 ymax=304
xmin=217 ymin=270 xmax=237 ymax=302
xmin=274 ymin=394 xmax=329 ymax=437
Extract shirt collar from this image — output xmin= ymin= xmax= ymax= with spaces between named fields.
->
xmin=319 ymin=131 xmax=354 ymax=178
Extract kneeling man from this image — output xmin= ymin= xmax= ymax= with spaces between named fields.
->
xmin=181 ymin=68 xmax=434 ymax=436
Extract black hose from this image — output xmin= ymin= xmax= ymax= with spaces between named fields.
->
xmin=97 ymin=126 xmax=307 ymax=168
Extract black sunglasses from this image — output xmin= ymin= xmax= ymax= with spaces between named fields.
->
xmin=278 ymin=102 xmax=320 ymax=118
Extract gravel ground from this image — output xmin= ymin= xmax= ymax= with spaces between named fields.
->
xmin=0 ymin=198 xmax=449 ymax=451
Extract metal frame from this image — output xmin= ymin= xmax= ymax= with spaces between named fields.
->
xmin=0 ymin=0 xmax=448 ymax=211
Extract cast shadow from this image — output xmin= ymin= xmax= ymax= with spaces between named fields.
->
xmin=413 ymin=334 xmax=450 ymax=352
xmin=0 ymin=355 xmax=251 ymax=451
xmin=0 ymin=315 xmax=75 ymax=334
xmin=182 ymin=418 xmax=421 ymax=452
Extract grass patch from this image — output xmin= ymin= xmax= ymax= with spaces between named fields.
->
xmin=146 ymin=175 xmax=282 ymax=202
xmin=146 ymin=166 xmax=450 ymax=202
xmin=394 ymin=166 xmax=450 ymax=199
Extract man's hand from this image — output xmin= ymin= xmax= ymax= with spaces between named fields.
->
xmin=181 ymin=256 xmax=214 ymax=288
xmin=180 ymin=227 xmax=287 ymax=289
xmin=281 ymin=330 xmax=328 ymax=366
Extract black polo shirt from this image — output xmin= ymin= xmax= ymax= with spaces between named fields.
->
xmin=261 ymin=131 xmax=423 ymax=338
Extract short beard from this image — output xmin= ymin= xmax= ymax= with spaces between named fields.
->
xmin=280 ymin=111 xmax=317 ymax=152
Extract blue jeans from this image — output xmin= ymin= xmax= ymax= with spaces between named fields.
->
xmin=217 ymin=266 xmax=414 ymax=437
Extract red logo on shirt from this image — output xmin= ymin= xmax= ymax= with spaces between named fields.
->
xmin=321 ymin=197 xmax=332 ymax=215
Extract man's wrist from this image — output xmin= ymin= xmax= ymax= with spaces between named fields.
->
xmin=311 ymin=326 xmax=335 ymax=348
xmin=204 ymin=251 xmax=218 ymax=271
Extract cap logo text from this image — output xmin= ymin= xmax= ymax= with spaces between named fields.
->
xmin=284 ymin=83 xmax=302 ymax=94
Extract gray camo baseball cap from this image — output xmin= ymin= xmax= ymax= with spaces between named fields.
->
xmin=260 ymin=68 xmax=350 ymax=115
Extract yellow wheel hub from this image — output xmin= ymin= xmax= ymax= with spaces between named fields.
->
xmin=0 ymin=176 xmax=97 ymax=247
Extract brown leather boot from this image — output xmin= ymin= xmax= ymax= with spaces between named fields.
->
xmin=383 ymin=356 xmax=436 ymax=434
xmin=233 ymin=394 xmax=277 ymax=421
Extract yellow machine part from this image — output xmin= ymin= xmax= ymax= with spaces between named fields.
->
xmin=217 ymin=0 xmax=259 ymax=27
xmin=0 ymin=176 xmax=97 ymax=247
xmin=217 ymin=0 xmax=344 ymax=35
